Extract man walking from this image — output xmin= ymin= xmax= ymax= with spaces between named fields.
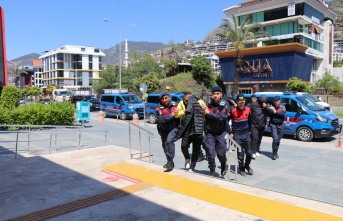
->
xmin=228 ymin=94 xmax=253 ymax=176
xmin=266 ymin=96 xmax=286 ymax=160
xmin=247 ymin=95 xmax=268 ymax=158
xmin=201 ymin=86 xmax=229 ymax=176
xmin=156 ymin=91 xmax=179 ymax=170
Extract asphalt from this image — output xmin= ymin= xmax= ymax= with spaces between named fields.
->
xmin=1 ymin=113 xmax=343 ymax=221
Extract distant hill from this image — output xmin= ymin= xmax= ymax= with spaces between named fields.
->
xmin=328 ymin=0 xmax=343 ymax=23
xmin=8 ymin=41 xmax=166 ymax=67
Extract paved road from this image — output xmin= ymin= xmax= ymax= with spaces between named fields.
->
xmin=1 ymin=111 xmax=343 ymax=207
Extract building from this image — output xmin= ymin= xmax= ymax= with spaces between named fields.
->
xmin=39 ymin=45 xmax=105 ymax=94
xmin=216 ymin=0 xmax=337 ymax=95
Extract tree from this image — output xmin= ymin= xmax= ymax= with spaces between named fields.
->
xmin=191 ymin=56 xmax=215 ymax=89
xmin=92 ymin=66 xmax=119 ymax=94
xmin=131 ymin=72 xmax=162 ymax=94
xmin=286 ymin=77 xmax=312 ymax=93
xmin=315 ymin=70 xmax=343 ymax=95
xmin=164 ymin=60 xmax=178 ymax=76
xmin=217 ymin=13 xmax=270 ymax=95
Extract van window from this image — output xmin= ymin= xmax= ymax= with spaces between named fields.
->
xmin=147 ymin=96 xmax=159 ymax=104
xmin=296 ymin=96 xmax=322 ymax=111
xmin=171 ymin=96 xmax=181 ymax=103
xmin=122 ymin=95 xmax=142 ymax=103
xmin=101 ymin=96 xmax=114 ymax=103
xmin=116 ymin=96 xmax=123 ymax=104
xmin=281 ymin=98 xmax=300 ymax=112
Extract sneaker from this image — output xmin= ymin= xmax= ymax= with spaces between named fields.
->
xmin=185 ymin=159 xmax=191 ymax=169
xmin=252 ymin=153 xmax=256 ymax=159
xmin=189 ymin=169 xmax=194 ymax=173
xmin=240 ymin=170 xmax=247 ymax=177
xmin=246 ymin=166 xmax=254 ymax=175
xmin=255 ymin=152 xmax=260 ymax=157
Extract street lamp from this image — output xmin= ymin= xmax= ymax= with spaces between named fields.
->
xmin=104 ymin=19 xmax=135 ymax=92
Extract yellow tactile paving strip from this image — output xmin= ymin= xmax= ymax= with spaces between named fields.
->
xmin=7 ymin=182 xmax=153 ymax=221
xmin=103 ymin=162 xmax=343 ymax=221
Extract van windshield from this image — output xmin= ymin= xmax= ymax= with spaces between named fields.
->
xmin=297 ymin=96 xmax=323 ymax=111
xmin=301 ymin=93 xmax=320 ymax=102
xmin=122 ymin=95 xmax=142 ymax=103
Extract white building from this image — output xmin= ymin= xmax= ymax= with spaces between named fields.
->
xmin=39 ymin=45 xmax=105 ymax=93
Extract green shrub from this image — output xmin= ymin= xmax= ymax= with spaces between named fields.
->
xmin=0 ymin=86 xmax=21 ymax=110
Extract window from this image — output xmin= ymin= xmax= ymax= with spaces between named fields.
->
xmin=116 ymin=96 xmax=123 ymax=104
xmin=281 ymin=98 xmax=299 ymax=112
xmin=101 ymin=96 xmax=114 ymax=103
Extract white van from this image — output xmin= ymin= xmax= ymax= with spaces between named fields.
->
xmin=255 ymin=92 xmax=331 ymax=112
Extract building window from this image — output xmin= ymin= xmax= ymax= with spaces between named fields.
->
xmin=89 ymin=63 xmax=93 ymax=70
xmin=57 ymin=71 xmax=64 ymax=78
xmin=89 ymin=55 xmax=93 ymax=62
xmin=57 ymin=53 xmax=64 ymax=61
xmin=81 ymin=48 xmax=85 ymax=52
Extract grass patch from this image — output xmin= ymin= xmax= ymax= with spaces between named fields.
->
xmin=333 ymin=111 xmax=343 ymax=117
xmin=159 ymin=72 xmax=205 ymax=96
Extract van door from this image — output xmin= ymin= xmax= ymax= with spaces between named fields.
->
xmin=114 ymin=96 xmax=124 ymax=115
xmin=281 ymin=97 xmax=304 ymax=135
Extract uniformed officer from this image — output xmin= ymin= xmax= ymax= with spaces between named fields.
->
xmin=228 ymin=94 xmax=253 ymax=176
xmin=156 ymin=90 xmax=179 ymax=170
xmin=201 ymin=86 xmax=229 ymax=176
xmin=266 ymin=96 xmax=285 ymax=160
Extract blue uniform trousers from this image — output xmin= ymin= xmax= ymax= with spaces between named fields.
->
xmin=205 ymin=131 xmax=227 ymax=170
xmin=158 ymin=128 xmax=177 ymax=159
xmin=233 ymin=130 xmax=252 ymax=169
xmin=270 ymin=124 xmax=284 ymax=150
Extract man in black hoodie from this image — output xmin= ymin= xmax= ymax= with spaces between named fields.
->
xmin=247 ymin=95 xmax=268 ymax=158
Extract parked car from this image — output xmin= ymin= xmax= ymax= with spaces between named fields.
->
xmin=41 ymin=98 xmax=52 ymax=104
xmin=145 ymin=92 xmax=184 ymax=124
xmin=19 ymin=98 xmax=25 ymax=105
xmin=72 ymin=95 xmax=100 ymax=111
xmin=100 ymin=93 xmax=144 ymax=120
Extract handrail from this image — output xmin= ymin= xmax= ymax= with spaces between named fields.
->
xmin=226 ymin=136 xmax=242 ymax=182
xmin=127 ymin=121 xmax=154 ymax=162
xmin=0 ymin=125 xmax=108 ymax=159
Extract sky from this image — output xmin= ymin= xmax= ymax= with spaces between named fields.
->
xmin=1 ymin=0 xmax=242 ymax=60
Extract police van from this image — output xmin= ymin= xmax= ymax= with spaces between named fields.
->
xmin=100 ymin=93 xmax=144 ymax=120
xmin=244 ymin=92 xmax=342 ymax=142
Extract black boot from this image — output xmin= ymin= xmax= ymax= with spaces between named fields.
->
xmin=221 ymin=163 xmax=228 ymax=176
xmin=210 ymin=168 xmax=216 ymax=176
xmin=271 ymin=149 xmax=277 ymax=160
xmin=245 ymin=156 xmax=254 ymax=175
xmin=238 ymin=161 xmax=246 ymax=177
xmin=197 ymin=150 xmax=206 ymax=162
xmin=163 ymin=159 xmax=174 ymax=170
xmin=189 ymin=161 xmax=196 ymax=172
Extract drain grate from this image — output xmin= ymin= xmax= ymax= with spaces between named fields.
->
xmin=7 ymin=182 xmax=152 ymax=221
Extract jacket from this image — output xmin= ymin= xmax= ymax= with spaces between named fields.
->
xmin=247 ymin=101 xmax=267 ymax=127
xmin=230 ymin=106 xmax=251 ymax=131
xmin=205 ymin=98 xmax=229 ymax=133
xmin=156 ymin=101 xmax=179 ymax=132
xmin=267 ymin=103 xmax=285 ymax=126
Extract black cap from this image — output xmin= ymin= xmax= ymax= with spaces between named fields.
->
xmin=159 ymin=90 xmax=170 ymax=99
xmin=259 ymin=95 xmax=267 ymax=103
xmin=211 ymin=86 xmax=222 ymax=93
xmin=273 ymin=96 xmax=280 ymax=101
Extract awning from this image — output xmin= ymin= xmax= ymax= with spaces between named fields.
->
xmin=311 ymin=24 xmax=320 ymax=34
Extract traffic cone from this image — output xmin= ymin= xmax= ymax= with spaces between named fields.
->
xmin=116 ymin=114 xmax=119 ymax=121
xmin=337 ymin=134 xmax=342 ymax=148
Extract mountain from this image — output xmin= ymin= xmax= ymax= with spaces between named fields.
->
xmin=8 ymin=41 xmax=166 ymax=67
xmin=328 ymin=0 xmax=343 ymax=23
xmin=102 ymin=41 xmax=165 ymax=65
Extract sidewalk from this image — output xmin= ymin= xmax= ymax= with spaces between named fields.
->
xmin=1 ymin=145 xmax=343 ymax=221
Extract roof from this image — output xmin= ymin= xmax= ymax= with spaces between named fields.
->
xmin=32 ymin=60 xmax=42 ymax=67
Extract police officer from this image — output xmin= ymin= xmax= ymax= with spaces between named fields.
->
xmin=201 ymin=86 xmax=229 ymax=176
xmin=266 ymin=96 xmax=286 ymax=160
xmin=247 ymin=94 xmax=268 ymax=158
xmin=156 ymin=90 xmax=179 ymax=170
xmin=228 ymin=94 xmax=253 ymax=176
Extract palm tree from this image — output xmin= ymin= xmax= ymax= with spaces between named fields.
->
xmin=217 ymin=13 xmax=270 ymax=95
xmin=7 ymin=63 xmax=28 ymax=87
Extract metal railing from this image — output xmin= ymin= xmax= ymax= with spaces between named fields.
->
xmin=0 ymin=124 xmax=108 ymax=159
xmin=226 ymin=136 xmax=242 ymax=182
xmin=127 ymin=121 xmax=154 ymax=162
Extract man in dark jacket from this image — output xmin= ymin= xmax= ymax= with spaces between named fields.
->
xmin=266 ymin=96 xmax=286 ymax=160
xmin=156 ymin=90 xmax=179 ymax=170
xmin=247 ymin=94 xmax=268 ymax=158
xmin=201 ymin=86 xmax=229 ymax=176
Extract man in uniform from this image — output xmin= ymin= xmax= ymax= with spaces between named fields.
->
xmin=156 ymin=90 xmax=179 ymax=170
xmin=201 ymin=86 xmax=229 ymax=176
xmin=228 ymin=94 xmax=253 ymax=176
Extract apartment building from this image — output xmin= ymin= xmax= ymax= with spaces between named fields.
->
xmin=39 ymin=45 xmax=105 ymax=93
xmin=216 ymin=0 xmax=337 ymax=95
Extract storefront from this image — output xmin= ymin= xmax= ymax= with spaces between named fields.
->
xmin=215 ymin=43 xmax=313 ymax=95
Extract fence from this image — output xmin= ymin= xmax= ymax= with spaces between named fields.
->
xmin=226 ymin=136 xmax=241 ymax=182
xmin=0 ymin=124 xmax=109 ymax=159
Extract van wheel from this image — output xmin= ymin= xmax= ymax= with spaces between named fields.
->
xmin=149 ymin=114 xmax=157 ymax=124
xmin=120 ymin=112 xmax=127 ymax=120
xmin=296 ymin=126 xmax=313 ymax=142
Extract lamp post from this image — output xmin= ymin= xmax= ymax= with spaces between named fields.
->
xmin=104 ymin=19 xmax=135 ymax=92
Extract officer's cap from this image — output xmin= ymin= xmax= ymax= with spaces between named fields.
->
xmin=211 ymin=86 xmax=222 ymax=93
xmin=159 ymin=90 xmax=170 ymax=99
xmin=273 ymin=96 xmax=280 ymax=101
xmin=236 ymin=93 xmax=246 ymax=103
